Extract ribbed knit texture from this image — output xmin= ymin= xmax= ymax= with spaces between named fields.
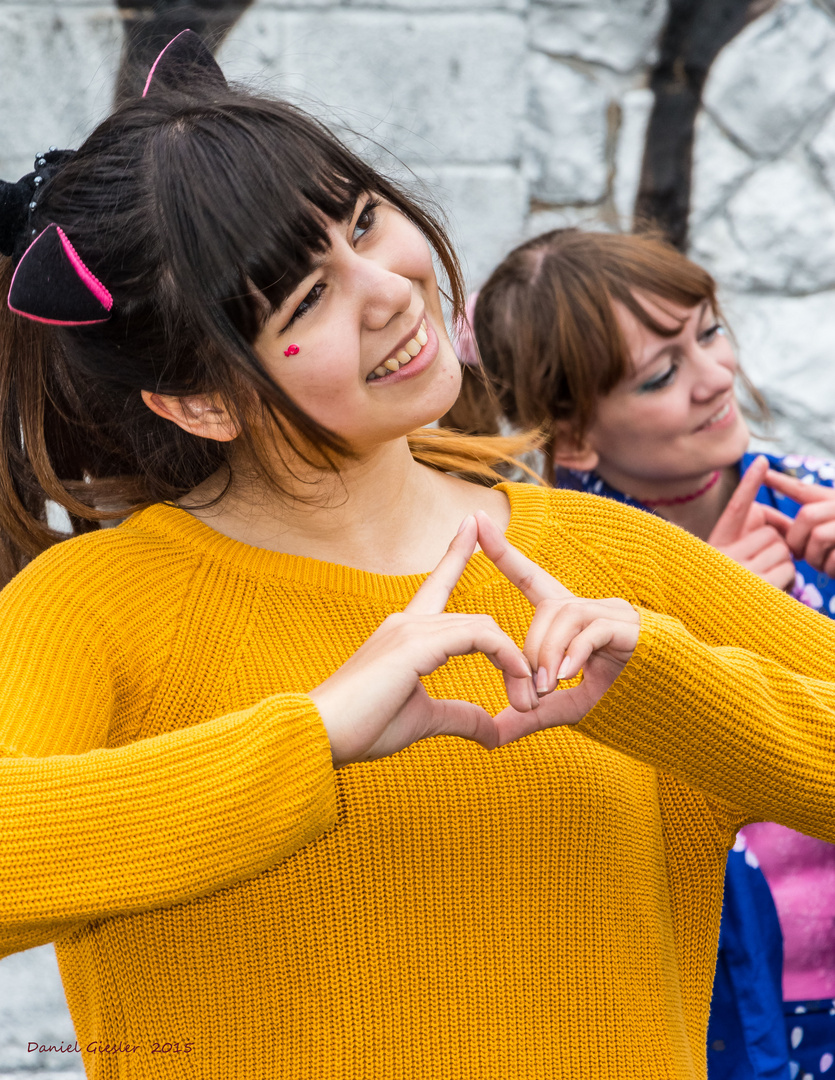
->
xmin=2 ymin=482 xmax=834 ymax=1079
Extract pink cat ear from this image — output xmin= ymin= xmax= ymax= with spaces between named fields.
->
xmin=142 ymin=30 xmax=228 ymax=98
xmin=7 ymin=224 xmax=112 ymax=326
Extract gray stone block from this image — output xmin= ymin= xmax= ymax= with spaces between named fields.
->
xmin=692 ymin=156 xmax=835 ymax=294
xmin=0 ymin=6 xmax=120 ymax=181
xmin=221 ymin=8 xmax=526 ymax=165
xmin=410 ymin=162 xmax=528 ymax=288
xmin=530 ymin=0 xmax=666 ymax=73
xmin=703 ymin=0 xmax=835 ymax=159
xmin=527 ymin=52 xmax=608 ymax=203
xmin=690 ymin=109 xmax=756 ymax=230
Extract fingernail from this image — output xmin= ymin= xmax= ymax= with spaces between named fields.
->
xmin=456 ymin=515 xmax=473 ymax=536
xmin=529 ymin=680 xmax=540 ymax=709
xmin=557 ymin=656 xmax=572 ymax=681
xmin=536 ymin=665 xmax=550 ymax=695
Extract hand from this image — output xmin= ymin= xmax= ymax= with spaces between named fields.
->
xmin=764 ymin=467 xmax=835 ymax=576
xmin=473 ymin=511 xmax=641 ymax=747
xmin=308 ymin=516 xmax=536 ymax=768
xmin=707 ymin=456 xmax=795 ymax=590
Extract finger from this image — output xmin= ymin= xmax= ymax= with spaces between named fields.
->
xmin=708 ymin=456 xmax=769 ymax=545
xmin=554 ymin=617 xmax=638 ymax=683
xmin=765 ymin=469 xmax=835 ymax=505
xmin=720 ymin=524 xmax=790 ymax=562
xmin=762 ymin=561 xmax=797 ymax=592
xmin=745 ymin=538 xmax=794 ymax=575
xmin=411 ymin=613 xmax=534 ymax=693
xmin=761 ymin=505 xmax=794 ymax=536
xmin=406 ymin=516 xmax=478 ymax=615
xmin=523 ymin=597 xmax=625 ymax=693
xmin=424 ymin=698 xmax=500 ymax=752
xmin=786 ymin=503 xmax=835 ymax=564
xmin=803 ymin=521 xmax=835 ymax=575
xmin=475 ymin=509 xmax=573 ymax=605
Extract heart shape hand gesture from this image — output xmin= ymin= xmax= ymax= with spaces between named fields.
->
xmin=309 ymin=512 xmax=640 ymax=767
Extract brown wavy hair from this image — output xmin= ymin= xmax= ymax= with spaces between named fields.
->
xmin=443 ymin=228 xmax=768 ymax=460
xmin=0 ymin=80 xmax=535 ymax=586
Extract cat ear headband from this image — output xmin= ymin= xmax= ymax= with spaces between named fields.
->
xmin=2 ymin=30 xmax=226 ymax=327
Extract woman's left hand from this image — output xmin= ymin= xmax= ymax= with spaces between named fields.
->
xmin=765 ymin=468 xmax=835 ymax=577
xmin=474 ymin=511 xmax=640 ymax=746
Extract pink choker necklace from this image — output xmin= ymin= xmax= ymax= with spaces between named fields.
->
xmin=641 ymin=470 xmax=721 ymax=508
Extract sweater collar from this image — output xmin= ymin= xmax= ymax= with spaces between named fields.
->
xmin=121 ymin=481 xmax=549 ymax=601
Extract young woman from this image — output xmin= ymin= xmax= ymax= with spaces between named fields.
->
xmin=2 ymin=34 xmax=835 ymax=1080
xmin=448 ymin=226 xmax=835 ymax=1080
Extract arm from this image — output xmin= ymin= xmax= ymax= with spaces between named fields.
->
xmin=1 ymin=694 xmax=337 ymax=953
xmin=559 ymin=495 xmax=835 ymax=839
xmin=0 ymin=552 xmax=337 ymax=955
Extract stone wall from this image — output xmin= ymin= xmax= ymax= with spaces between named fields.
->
xmin=2 ymin=0 xmax=835 ymax=1070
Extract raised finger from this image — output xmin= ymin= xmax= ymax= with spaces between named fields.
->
xmin=406 ymin=516 xmax=478 ymax=615
xmin=765 ymin=469 xmax=835 ymax=505
xmin=709 ymin=456 xmax=768 ymax=545
xmin=475 ymin=509 xmax=573 ymax=606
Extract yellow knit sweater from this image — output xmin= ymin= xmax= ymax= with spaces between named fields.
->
xmin=1 ymin=482 xmax=834 ymax=1079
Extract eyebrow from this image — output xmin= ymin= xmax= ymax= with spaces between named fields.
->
xmin=633 ymin=299 xmax=710 ymax=377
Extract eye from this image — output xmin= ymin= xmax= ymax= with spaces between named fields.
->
xmin=700 ymin=322 xmax=725 ymax=344
xmin=353 ymin=198 xmax=381 ymax=242
xmin=639 ymin=362 xmax=678 ymax=393
xmin=284 ymin=283 xmax=325 ymax=330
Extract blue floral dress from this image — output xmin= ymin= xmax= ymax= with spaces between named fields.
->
xmin=555 ymin=451 xmax=835 ymax=1080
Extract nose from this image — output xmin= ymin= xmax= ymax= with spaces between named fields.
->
xmin=690 ymin=343 xmax=735 ymax=403
xmin=353 ymin=250 xmax=413 ymax=331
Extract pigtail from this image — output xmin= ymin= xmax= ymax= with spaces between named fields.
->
xmin=0 ymin=260 xmax=138 ymax=585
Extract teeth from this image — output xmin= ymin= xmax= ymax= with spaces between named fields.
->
xmin=706 ymin=402 xmax=730 ymax=426
xmin=368 ymin=320 xmax=429 ymax=381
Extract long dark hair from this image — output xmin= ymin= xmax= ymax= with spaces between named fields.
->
xmin=444 ymin=228 xmax=768 ymax=459
xmin=0 ymin=80 xmax=534 ymax=585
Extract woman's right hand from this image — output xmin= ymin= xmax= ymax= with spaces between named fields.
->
xmin=308 ymin=516 xmax=537 ymax=768
xmin=707 ymin=455 xmax=796 ymax=590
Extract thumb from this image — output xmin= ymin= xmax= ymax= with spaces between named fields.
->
xmin=426 ymin=698 xmax=500 ymax=751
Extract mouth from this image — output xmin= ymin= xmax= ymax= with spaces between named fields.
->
xmin=366 ymin=318 xmax=429 ymax=382
xmin=696 ymin=398 xmax=734 ymax=432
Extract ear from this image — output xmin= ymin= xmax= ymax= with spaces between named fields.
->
xmin=550 ymin=421 xmax=599 ymax=472
xmin=142 ymin=30 xmax=228 ymax=98
xmin=141 ymin=389 xmax=240 ymax=443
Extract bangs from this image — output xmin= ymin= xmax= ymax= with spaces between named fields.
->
xmin=150 ymin=95 xmax=381 ymax=343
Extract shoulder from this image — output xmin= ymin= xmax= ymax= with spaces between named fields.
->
xmin=498 ymin=482 xmax=702 ymax=606
xmin=0 ymin=506 xmax=203 ymax=650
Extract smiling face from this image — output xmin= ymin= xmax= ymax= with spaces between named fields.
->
xmin=251 ymin=195 xmax=463 ymax=456
xmin=577 ymin=293 xmax=750 ymax=499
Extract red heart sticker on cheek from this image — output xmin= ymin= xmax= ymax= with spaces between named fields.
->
xmin=284 ymin=344 xmax=300 ymax=357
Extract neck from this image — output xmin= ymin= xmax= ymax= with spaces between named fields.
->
xmin=595 ymin=464 xmax=741 ymax=541
xmin=180 ymin=435 xmax=510 ymax=574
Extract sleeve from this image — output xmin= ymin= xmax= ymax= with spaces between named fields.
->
xmin=560 ymin=495 xmax=835 ymax=841
xmin=0 ymin=556 xmax=338 ymax=957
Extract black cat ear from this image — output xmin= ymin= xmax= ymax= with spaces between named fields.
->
xmin=142 ymin=30 xmax=228 ymax=98
xmin=8 ymin=224 xmax=112 ymax=326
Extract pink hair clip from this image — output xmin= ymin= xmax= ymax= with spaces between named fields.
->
xmin=284 ymin=344 xmax=300 ymax=356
